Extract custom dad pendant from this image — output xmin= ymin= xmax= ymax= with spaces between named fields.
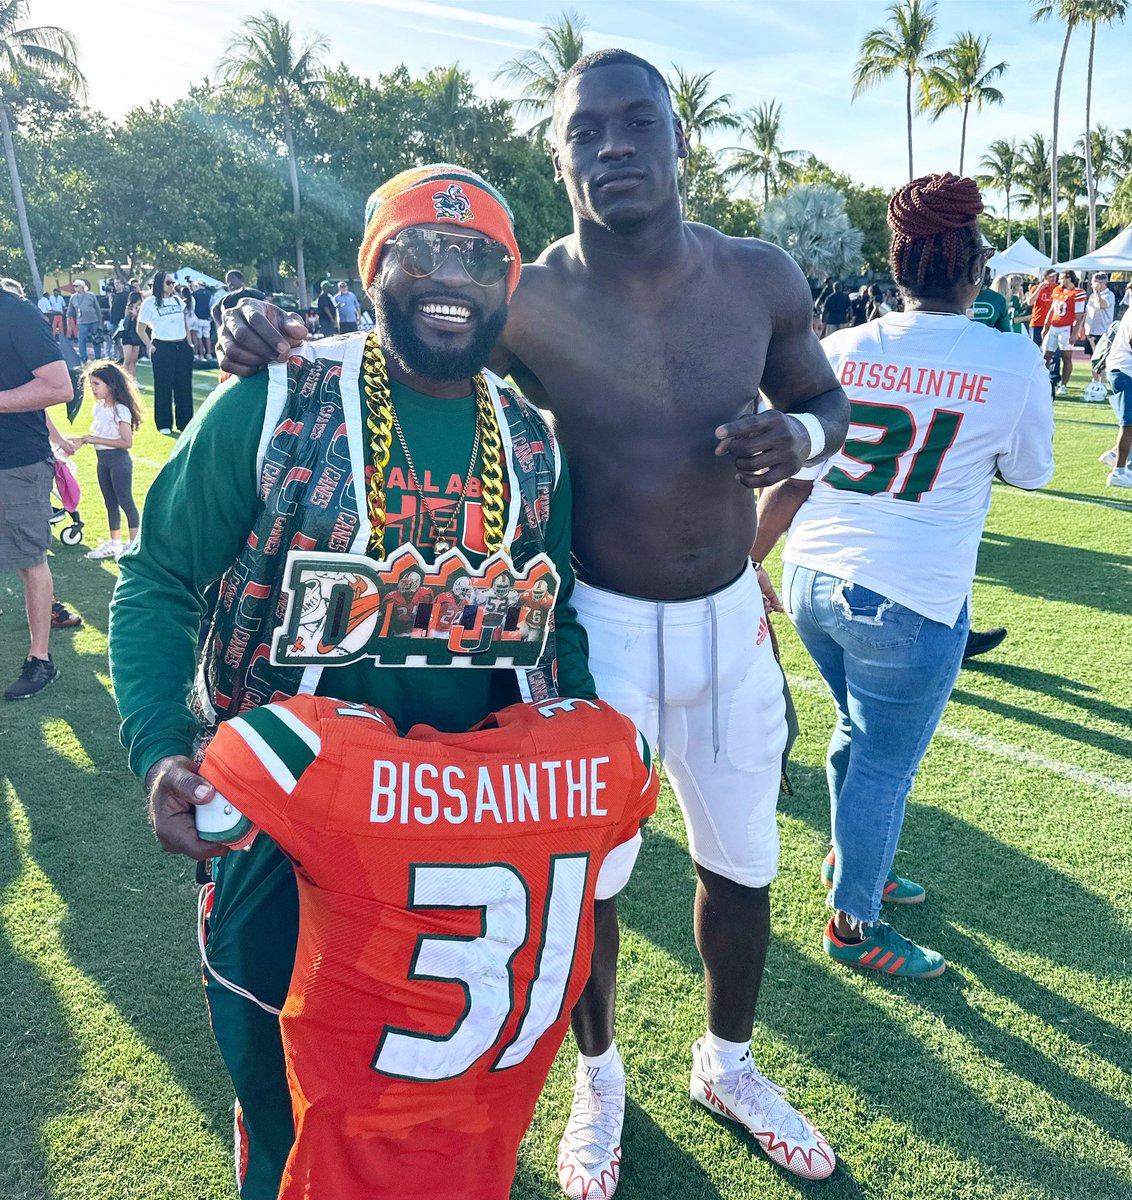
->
xmin=272 ymin=543 xmax=561 ymax=670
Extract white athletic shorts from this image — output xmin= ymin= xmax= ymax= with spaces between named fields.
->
xmin=573 ymin=563 xmax=787 ymax=888
xmin=191 ymin=315 xmax=211 ymax=338
xmin=1043 ymin=326 xmax=1074 ymax=352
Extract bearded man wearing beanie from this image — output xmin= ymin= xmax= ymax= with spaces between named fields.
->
xmin=108 ymin=167 xmax=600 ymax=1199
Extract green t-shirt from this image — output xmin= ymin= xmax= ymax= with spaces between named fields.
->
xmin=110 ymin=369 xmax=595 ymax=781
xmin=969 ymin=289 xmax=1012 ymax=332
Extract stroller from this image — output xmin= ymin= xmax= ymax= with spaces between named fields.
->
xmin=51 ymin=448 xmax=85 ymax=546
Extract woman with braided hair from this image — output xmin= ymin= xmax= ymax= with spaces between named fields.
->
xmin=753 ymin=173 xmax=1054 ymax=979
xmin=109 ymin=166 xmax=598 ymax=1199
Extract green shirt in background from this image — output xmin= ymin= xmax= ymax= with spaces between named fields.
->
xmin=969 ymin=289 xmax=1012 ymax=332
xmin=110 ymin=369 xmax=595 ymax=782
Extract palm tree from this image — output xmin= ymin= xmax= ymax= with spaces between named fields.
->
xmin=978 ymin=138 xmax=1020 ymax=243
xmin=1058 ymin=152 xmax=1086 ymax=257
xmin=667 ymin=67 xmax=737 ymax=215
xmin=420 ymin=65 xmax=477 ymax=164
xmin=495 ymin=9 xmax=586 ymax=140
xmin=216 ymin=12 xmax=328 ymax=307
xmin=1080 ymin=0 xmax=1127 ymax=250
xmin=852 ymin=0 xmax=938 ymax=180
xmin=760 ymin=185 xmax=864 ymax=280
xmin=1031 ymin=0 xmax=1085 ymax=263
xmin=725 ymin=101 xmax=806 ymax=207
xmin=1076 ymin=124 xmax=1116 ymax=231
xmin=920 ymin=32 xmax=1006 ymax=175
xmin=0 ymin=1 xmax=84 ymax=297
xmin=1017 ymin=133 xmax=1053 ymax=254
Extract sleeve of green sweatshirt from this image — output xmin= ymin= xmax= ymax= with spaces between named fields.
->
xmin=542 ymin=455 xmax=597 ymax=702
xmin=109 ymin=371 xmax=269 ymax=781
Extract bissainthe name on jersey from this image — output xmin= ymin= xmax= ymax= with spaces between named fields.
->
xmin=369 ymin=757 xmax=612 ymax=826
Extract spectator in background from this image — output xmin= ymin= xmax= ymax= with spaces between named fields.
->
xmin=1042 ymin=269 xmax=1087 ymax=396
xmin=119 ymin=289 xmax=144 ymax=379
xmin=819 ymin=281 xmax=852 ymax=335
xmin=752 ymin=173 xmax=1054 ymax=981
xmin=969 ymin=268 xmax=1012 ymax=331
xmin=1084 ymin=273 xmax=1115 ymax=380
xmin=191 ymin=281 xmax=215 ymax=362
xmin=139 ymin=271 xmax=193 ymax=435
xmin=109 ymin=278 xmax=130 ymax=333
xmin=68 ymin=279 xmax=102 ymax=362
xmin=1101 ymin=305 xmax=1132 ymax=488
xmin=332 ymin=279 xmax=360 ymax=332
xmin=1008 ymin=278 xmax=1030 ymax=335
xmin=1027 ymin=268 xmax=1057 ymax=348
xmin=0 ymin=282 xmax=77 ymax=699
xmin=316 ymin=279 xmax=337 ymax=336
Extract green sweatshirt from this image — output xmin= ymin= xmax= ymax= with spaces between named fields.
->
xmin=109 ymin=370 xmax=595 ymax=782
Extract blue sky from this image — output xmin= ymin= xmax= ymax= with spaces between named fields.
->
xmin=29 ymin=0 xmax=1124 ymax=214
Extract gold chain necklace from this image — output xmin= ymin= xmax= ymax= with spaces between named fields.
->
xmin=361 ymin=332 xmax=506 ymax=559
xmin=390 ymin=401 xmax=482 ymax=554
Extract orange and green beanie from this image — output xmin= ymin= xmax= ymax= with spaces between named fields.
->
xmin=358 ymin=165 xmax=522 ymax=297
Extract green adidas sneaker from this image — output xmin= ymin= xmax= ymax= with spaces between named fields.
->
xmin=821 ymin=849 xmax=925 ymax=904
xmin=823 ymin=918 xmax=945 ymax=978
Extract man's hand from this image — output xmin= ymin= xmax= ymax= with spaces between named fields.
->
xmin=756 ymin=565 xmax=784 ymax=613
xmin=216 ymin=299 xmax=308 ymax=377
xmin=145 ymin=755 xmax=227 ymax=861
xmin=715 ymin=409 xmax=810 ymax=489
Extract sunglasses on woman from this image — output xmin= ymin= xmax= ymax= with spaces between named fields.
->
xmin=384 ymin=227 xmax=511 ymax=287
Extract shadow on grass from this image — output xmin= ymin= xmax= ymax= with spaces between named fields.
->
xmin=620 ymin=809 xmax=1132 ymax=1200
xmin=948 ymin=684 xmax=1131 ymax=760
xmin=0 ymin=791 xmax=76 ymax=1200
xmin=974 ymin=532 xmax=1132 ymax=614
xmin=1 ymin=547 xmax=233 ymax=1149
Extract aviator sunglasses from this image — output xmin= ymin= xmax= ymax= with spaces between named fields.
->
xmin=384 ymin=226 xmax=512 ymax=287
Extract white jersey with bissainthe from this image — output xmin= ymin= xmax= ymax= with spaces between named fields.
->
xmin=785 ymin=312 xmax=1054 ymax=626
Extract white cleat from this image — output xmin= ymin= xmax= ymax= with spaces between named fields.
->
xmin=689 ymin=1038 xmax=836 ymax=1181
xmin=1107 ymin=467 xmax=1132 ymax=488
xmin=557 ymin=1061 xmax=625 ymax=1199
xmin=1099 ymin=448 xmax=1117 ymax=467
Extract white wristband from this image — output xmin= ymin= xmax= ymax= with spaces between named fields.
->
xmin=788 ymin=411 xmax=827 ymax=463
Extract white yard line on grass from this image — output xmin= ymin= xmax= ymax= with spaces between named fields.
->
xmin=1016 ymin=490 xmax=1132 ymax=514
xmin=787 ymin=675 xmax=1132 ymax=802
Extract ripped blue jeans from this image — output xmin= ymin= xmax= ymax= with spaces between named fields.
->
xmin=782 ymin=563 xmax=969 ymax=926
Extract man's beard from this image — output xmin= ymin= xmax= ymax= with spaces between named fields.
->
xmin=374 ymin=289 xmax=508 ymax=382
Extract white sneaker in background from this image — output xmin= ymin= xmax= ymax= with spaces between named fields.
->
xmin=1099 ymin=448 xmax=1117 ymax=467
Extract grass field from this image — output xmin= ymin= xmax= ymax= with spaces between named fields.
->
xmin=2 ymin=359 xmax=1130 ymax=1200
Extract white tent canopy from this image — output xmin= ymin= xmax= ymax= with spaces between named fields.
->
xmin=171 ymin=266 xmax=223 ymax=288
xmin=986 ymin=236 xmax=1051 ymax=277
xmin=1056 ymin=224 xmax=1132 ymax=272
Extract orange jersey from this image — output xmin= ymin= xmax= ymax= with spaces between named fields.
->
xmin=1029 ymin=282 xmax=1054 ymax=327
xmin=1047 ymin=284 xmax=1087 ymax=328
xmin=201 ymin=696 xmax=658 ymax=1200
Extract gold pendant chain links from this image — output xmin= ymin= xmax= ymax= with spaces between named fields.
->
xmin=390 ymin=403 xmax=482 ymax=551
xmin=361 ymin=330 xmax=506 ymax=558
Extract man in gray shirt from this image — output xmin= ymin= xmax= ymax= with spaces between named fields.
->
xmin=67 ymin=280 xmax=102 ymax=361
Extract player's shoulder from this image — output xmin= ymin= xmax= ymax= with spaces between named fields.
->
xmin=695 ymin=225 xmax=802 ymax=282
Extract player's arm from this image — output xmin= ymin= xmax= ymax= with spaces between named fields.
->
xmin=751 ymin=477 xmax=815 ymax=563
xmin=216 ymin=297 xmax=309 ymax=377
xmin=715 ymin=245 xmax=849 ymax=489
xmin=110 ymin=374 xmax=267 ymax=857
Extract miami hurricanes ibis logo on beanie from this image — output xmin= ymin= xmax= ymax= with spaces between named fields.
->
xmin=432 ymin=184 xmax=474 ymax=223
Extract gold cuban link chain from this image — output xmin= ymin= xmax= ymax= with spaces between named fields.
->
xmin=361 ymin=331 xmax=506 ymax=558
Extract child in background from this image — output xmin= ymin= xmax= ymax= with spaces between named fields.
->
xmin=78 ymin=360 xmax=143 ymax=560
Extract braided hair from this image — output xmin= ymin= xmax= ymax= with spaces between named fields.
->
xmin=888 ymin=173 xmax=985 ymax=297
